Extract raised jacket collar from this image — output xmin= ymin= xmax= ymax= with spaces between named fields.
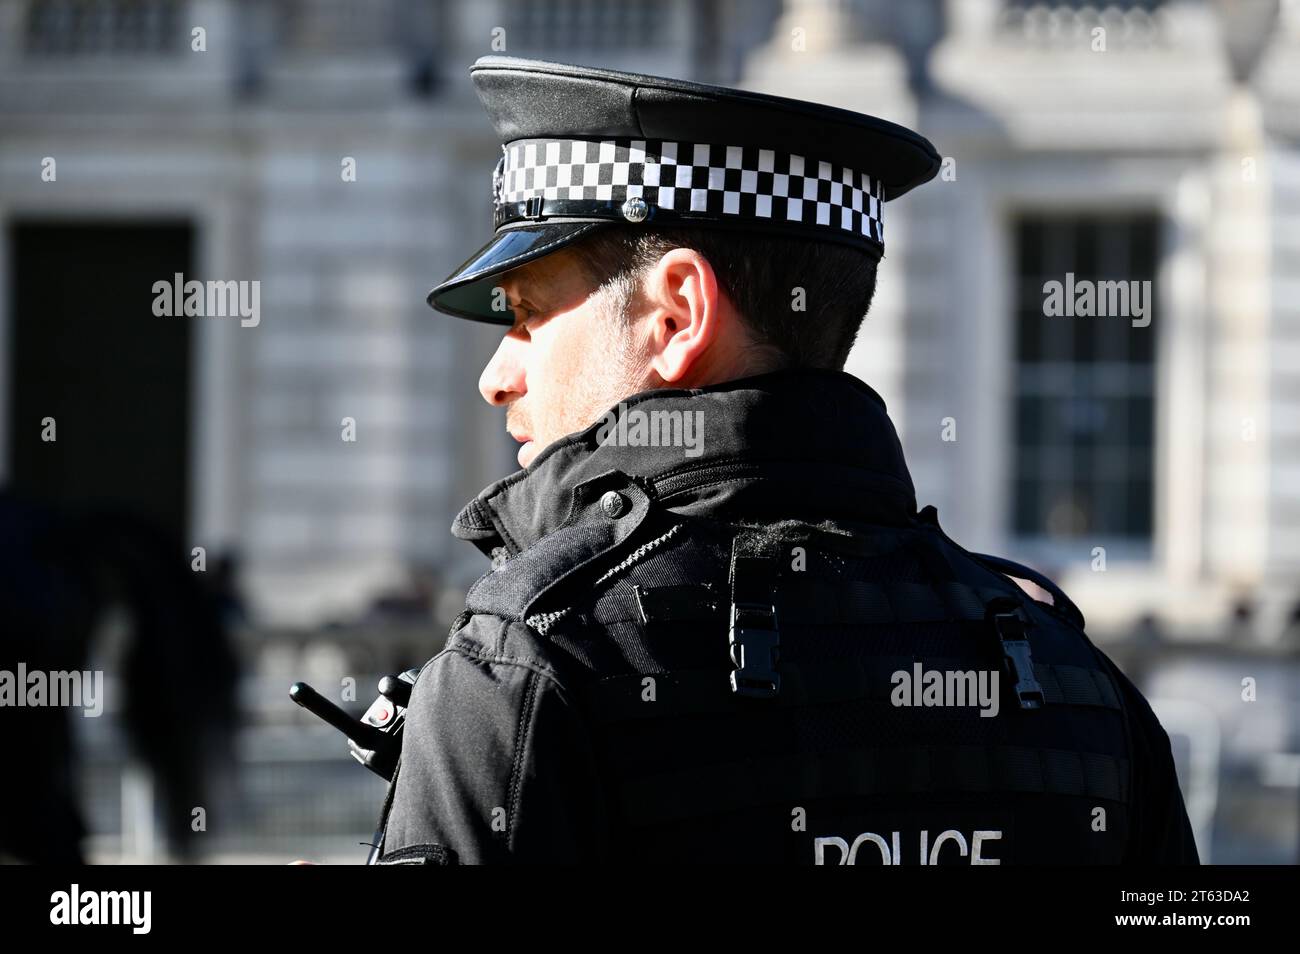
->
xmin=452 ymin=368 xmax=917 ymax=559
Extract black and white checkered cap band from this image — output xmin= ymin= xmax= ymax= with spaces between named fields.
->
xmin=492 ymin=137 xmax=884 ymax=247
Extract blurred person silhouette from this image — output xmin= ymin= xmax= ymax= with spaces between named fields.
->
xmin=0 ymin=489 xmax=240 ymax=863
xmin=1227 ymin=595 xmax=1256 ymax=644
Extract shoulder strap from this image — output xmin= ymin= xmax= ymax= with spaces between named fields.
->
xmin=970 ymin=552 xmax=1085 ymax=630
xmin=916 ymin=504 xmax=1086 ymax=630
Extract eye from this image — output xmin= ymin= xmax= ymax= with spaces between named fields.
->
xmin=511 ymin=300 xmax=546 ymax=330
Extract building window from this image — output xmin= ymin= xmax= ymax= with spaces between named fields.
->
xmin=1012 ymin=214 xmax=1159 ymax=545
xmin=24 ymin=0 xmax=182 ymax=56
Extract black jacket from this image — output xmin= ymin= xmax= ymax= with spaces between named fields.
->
xmin=373 ymin=369 xmax=1199 ymax=864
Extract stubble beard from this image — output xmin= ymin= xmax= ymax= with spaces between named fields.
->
xmin=510 ymin=280 xmax=651 ymax=461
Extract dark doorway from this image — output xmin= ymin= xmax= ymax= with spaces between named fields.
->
xmin=6 ymin=221 xmax=194 ymax=542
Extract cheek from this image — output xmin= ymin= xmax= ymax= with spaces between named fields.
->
xmin=538 ymin=309 xmax=612 ymax=423
xmin=525 ymin=317 xmax=580 ymax=413
xmin=542 ymin=307 xmax=596 ymax=375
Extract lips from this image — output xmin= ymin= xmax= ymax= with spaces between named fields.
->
xmin=507 ymin=414 xmax=534 ymax=466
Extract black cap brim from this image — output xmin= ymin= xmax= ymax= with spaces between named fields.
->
xmin=427 ymin=222 xmax=611 ymax=323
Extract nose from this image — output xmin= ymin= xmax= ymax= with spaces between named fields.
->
xmin=478 ymin=334 xmax=527 ymax=407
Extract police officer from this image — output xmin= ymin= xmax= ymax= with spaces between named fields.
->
xmin=370 ymin=56 xmax=1199 ymax=864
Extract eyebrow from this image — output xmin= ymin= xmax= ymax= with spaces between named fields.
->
xmin=497 ymin=270 xmax=534 ymax=306
xmin=501 ymin=254 xmax=584 ymax=311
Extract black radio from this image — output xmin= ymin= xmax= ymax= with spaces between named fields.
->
xmin=289 ymin=668 xmax=420 ymax=782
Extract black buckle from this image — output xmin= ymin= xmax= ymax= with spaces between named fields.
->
xmin=987 ymin=600 xmax=1045 ymax=710
xmin=728 ymin=601 xmax=780 ymax=699
xmin=524 ymin=196 xmax=544 ymax=220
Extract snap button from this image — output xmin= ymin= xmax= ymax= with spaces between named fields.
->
xmin=600 ymin=490 xmax=628 ymax=519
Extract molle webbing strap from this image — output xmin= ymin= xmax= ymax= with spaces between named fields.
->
xmin=636 ymin=578 xmax=1017 ymax=628
xmin=618 ymin=575 xmax=1109 ymax=717
xmin=614 ymin=745 xmax=1129 ymax=828
xmin=582 ymin=659 xmax=1120 ymax=724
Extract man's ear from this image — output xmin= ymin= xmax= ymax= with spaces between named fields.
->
xmin=642 ymin=248 xmax=724 ymax=384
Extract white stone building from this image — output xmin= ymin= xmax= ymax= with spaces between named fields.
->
xmin=1 ymin=0 xmax=1297 ymax=639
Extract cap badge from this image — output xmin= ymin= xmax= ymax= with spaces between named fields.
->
xmin=491 ymin=149 xmax=505 ymax=205
xmin=620 ymin=196 xmax=649 ymax=223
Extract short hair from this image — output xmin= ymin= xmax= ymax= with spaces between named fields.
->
xmin=568 ymin=226 xmax=879 ymax=370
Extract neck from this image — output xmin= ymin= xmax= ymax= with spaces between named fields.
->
xmin=665 ymin=340 xmax=790 ymax=391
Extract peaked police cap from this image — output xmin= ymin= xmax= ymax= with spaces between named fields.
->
xmin=428 ymin=56 xmax=940 ymax=323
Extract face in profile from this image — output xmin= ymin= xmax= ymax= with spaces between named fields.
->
xmin=477 ymin=248 xmax=653 ymax=468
